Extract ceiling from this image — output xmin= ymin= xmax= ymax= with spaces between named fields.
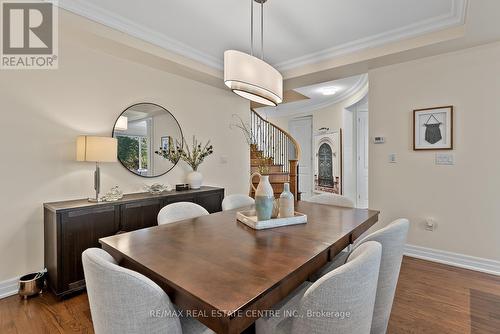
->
xmin=59 ymin=0 xmax=467 ymax=71
xmin=257 ymin=74 xmax=367 ymax=117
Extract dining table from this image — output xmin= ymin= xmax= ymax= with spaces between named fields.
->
xmin=99 ymin=200 xmax=379 ymax=334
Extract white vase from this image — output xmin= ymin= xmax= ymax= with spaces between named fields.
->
xmin=187 ymin=171 xmax=203 ymax=189
xmin=250 ymin=173 xmax=274 ymax=221
xmin=279 ymin=182 xmax=294 ymax=218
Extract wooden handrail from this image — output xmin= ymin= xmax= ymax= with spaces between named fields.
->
xmin=251 ymin=108 xmax=302 ymax=161
xmin=250 ymin=108 xmax=302 ymax=199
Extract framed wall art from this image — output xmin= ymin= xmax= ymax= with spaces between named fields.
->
xmin=413 ymin=106 xmax=453 ymax=150
xmin=161 ymin=136 xmax=172 ymax=151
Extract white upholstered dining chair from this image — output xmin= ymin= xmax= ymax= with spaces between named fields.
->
xmin=256 ymin=241 xmax=382 ymax=334
xmin=306 ymin=193 xmax=355 ymax=208
xmin=157 ymin=202 xmax=209 ymax=225
xmin=311 ymin=218 xmax=410 ymax=334
xmin=82 ymin=248 xmax=214 ymax=334
xmin=221 ymin=194 xmax=255 ymax=211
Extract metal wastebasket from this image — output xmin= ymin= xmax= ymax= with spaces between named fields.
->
xmin=18 ymin=271 xmax=45 ymax=299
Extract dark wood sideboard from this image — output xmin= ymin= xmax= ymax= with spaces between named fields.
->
xmin=43 ymin=186 xmax=224 ymax=298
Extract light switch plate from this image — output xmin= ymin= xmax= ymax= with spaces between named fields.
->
xmin=219 ymin=155 xmax=228 ymax=164
xmin=388 ymin=153 xmax=396 ymax=163
xmin=435 ymin=153 xmax=454 ymax=165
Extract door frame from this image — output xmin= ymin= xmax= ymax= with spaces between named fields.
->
xmin=355 ymin=110 xmax=368 ymax=208
xmin=344 ymin=92 xmax=369 ymax=208
xmin=288 ymin=116 xmax=313 ymax=199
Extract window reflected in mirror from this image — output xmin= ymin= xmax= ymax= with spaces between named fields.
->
xmin=112 ymin=103 xmax=183 ymax=178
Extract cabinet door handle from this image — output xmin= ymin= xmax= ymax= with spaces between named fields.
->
xmin=125 ymin=200 xmax=160 ymax=209
xmin=68 ymin=206 xmax=114 ymax=217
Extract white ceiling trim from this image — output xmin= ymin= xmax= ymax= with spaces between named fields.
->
xmin=260 ymin=74 xmax=369 ymax=118
xmin=57 ymin=0 xmax=224 ymax=69
xmin=57 ymin=0 xmax=468 ymax=73
xmin=275 ymin=0 xmax=469 ymax=71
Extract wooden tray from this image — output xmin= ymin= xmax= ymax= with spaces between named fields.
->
xmin=236 ymin=210 xmax=307 ymax=230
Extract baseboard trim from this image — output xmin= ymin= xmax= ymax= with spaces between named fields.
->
xmin=0 ymin=276 xmax=19 ymax=299
xmin=405 ymin=244 xmax=500 ymax=276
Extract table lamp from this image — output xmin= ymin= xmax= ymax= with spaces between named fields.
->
xmin=76 ymin=136 xmax=118 ymax=202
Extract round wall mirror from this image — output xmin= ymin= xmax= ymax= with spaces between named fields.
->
xmin=112 ymin=103 xmax=183 ymax=178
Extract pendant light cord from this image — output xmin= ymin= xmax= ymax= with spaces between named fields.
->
xmin=250 ymin=0 xmax=265 ymax=60
xmin=261 ymin=1 xmax=264 ymax=60
xmin=250 ymin=0 xmax=254 ymax=56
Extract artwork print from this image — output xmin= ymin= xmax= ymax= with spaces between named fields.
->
xmin=413 ymin=106 xmax=453 ymax=150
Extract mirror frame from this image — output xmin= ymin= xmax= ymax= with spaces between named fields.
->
xmin=112 ymin=102 xmax=184 ymax=178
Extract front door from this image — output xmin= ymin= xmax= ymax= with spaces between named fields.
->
xmin=318 ymin=143 xmax=334 ymax=187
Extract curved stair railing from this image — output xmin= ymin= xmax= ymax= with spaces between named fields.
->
xmin=250 ymin=109 xmax=301 ymax=199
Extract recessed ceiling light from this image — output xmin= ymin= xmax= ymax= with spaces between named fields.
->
xmin=320 ymin=87 xmax=339 ymax=96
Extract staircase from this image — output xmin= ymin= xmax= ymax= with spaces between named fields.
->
xmin=249 ymin=110 xmax=301 ymax=199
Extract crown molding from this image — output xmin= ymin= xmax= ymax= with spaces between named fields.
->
xmin=275 ymin=0 xmax=468 ymax=71
xmin=259 ymin=74 xmax=368 ymax=118
xmin=57 ymin=0 xmax=467 ymax=73
xmin=57 ymin=0 xmax=224 ymax=70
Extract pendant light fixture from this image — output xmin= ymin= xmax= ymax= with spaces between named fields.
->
xmin=224 ymin=0 xmax=283 ymax=107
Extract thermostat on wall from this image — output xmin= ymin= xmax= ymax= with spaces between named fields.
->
xmin=373 ymin=136 xmax=385 ymax=144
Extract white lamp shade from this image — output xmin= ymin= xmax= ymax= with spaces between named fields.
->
xmin=224 ymin=50 xmax=283 ymax=106
xmin=115 ymin=116 xmax=128 ymax=131
xmin=76 ymin=136 xmax=117 ymax=162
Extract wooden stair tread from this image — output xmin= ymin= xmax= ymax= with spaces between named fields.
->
xmin=252 ymin=181 xmax=288 ymax=185
xmin=255 ymin=172 xmax=289 ymax=175
xmin=250 ymin=163 xmax=283 ymax=166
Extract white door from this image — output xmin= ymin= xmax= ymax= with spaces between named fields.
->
xmin=289 ymin=117 xmax=313 ymax=199
xmin=356 ymin=111 xmax=369 ymax=208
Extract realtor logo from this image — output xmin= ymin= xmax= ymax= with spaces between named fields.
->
xmin=1 ymin=0 xmax=58 ymax=69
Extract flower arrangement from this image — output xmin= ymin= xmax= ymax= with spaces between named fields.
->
xmin=230 ymin=114 xmax=257 ymax=146
xmin=155 ymin=136 xmax=213 ymax=171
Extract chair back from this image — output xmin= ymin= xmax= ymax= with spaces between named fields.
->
xmin=307 ymin=193 xmax=355 ymax=208
xmin=291 ymin=241 xmax=382 ymax=334
xmin=355 ymin=219 xmax=410 ymax=334
xmin=157 ymin=202 xmax=209 ymax=225
xmin=82 ymin=248 xmax=182 ymax=334
xmin=222 ymin=194 xmax=255 ymax=211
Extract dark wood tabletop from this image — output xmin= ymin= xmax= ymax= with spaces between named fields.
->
xmin=99 ymin=201 xmax=379 ymax=334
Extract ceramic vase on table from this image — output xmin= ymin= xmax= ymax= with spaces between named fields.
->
xmin=250 ymin=173 xmax=274 ymax=221
xmin=279 ymin=182 xmax=294 ymax=218
xmin=187 ymin=170 xmax=203 ymax=189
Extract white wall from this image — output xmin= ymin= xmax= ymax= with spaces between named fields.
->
xmin=0 ymin=22 xmax=249 ymax=282
xmin=369 ymin=42 xmax=500 ymax=261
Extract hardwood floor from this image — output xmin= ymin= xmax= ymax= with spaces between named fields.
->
xmin=0 ymin=291 xmax=93 ymax=333
xmin=1 ymin=256 xmax=499 ymax=333
xmin=387 ymin=257 xmax=500 ymax=334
